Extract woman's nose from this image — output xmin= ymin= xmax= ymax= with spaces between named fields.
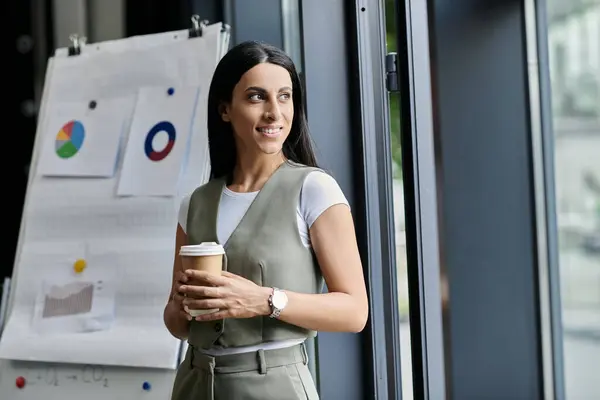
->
xmin=264 ymin=104 xmax=282 ymax=121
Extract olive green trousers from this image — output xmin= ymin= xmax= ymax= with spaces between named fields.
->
xmin=170 ymin=343 xmax=320 ymax=400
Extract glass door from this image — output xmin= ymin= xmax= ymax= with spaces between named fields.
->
xmin=383 ymin=1 xmax=413 ymax=398
xmin=384 ymin=0 xmax=448 ymax=398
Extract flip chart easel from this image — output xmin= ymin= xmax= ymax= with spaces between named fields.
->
xmin=0 ymin=15 xmax=230 ymax=400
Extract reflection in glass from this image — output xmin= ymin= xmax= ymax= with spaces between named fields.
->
xmin=546 ymin=1 xmax=600 ymax=397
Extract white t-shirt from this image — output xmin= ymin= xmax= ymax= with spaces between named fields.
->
xmin=178 ymin=170 xmax=349 ymax=355
xmin=178 ymin=171 xmax=349 ymax=246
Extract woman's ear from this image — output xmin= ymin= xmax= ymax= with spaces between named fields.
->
xmin=219 ymin=103 xmax=230 ymax=122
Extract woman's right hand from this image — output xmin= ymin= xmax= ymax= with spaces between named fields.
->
xmin=171 ymin=271 xmax=193 ymax=321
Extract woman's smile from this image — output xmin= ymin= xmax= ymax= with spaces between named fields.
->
xmin=256 ymin=125 xmax=283 ymax=138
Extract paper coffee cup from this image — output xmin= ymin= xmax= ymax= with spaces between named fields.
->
xmin=179 ymin=242 xmax=224 ymax=317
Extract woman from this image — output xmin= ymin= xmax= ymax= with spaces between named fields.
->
xmin=164 ymin=40 xmax=368 ymax=400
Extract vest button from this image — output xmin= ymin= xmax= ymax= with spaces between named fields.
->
xmin=214 ymin=322 xmax=222 ymax=331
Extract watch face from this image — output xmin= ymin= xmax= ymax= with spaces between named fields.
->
xmin=272 ymin=290 xmax=288 ymax=309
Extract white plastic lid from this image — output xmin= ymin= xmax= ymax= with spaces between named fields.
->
xmin=179 ymin=242 xmax=225 ymax=256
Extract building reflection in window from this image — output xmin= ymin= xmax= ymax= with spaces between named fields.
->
xmin=546 ymin=1 xmax=600 ymax=397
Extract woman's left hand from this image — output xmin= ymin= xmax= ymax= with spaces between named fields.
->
xmin=179 ymin=270 xmax=272 ymax=321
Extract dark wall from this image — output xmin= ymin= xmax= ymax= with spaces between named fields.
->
xmin=125 ymin=0 xmax=223 ymax=37
xmin=4 ymin=1 xmax=40 ymax=279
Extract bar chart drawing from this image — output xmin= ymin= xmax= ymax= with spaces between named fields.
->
xmin=42 ymin=281 xmax=94 ymax=318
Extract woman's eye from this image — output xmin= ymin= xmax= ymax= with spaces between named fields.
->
xmin=248 ymin=92 xmax=290 ymax=102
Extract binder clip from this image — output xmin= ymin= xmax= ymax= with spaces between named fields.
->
xmin=68 ymin=33 xmax=87 ymax=56
xmin=188 ymin=14 xmax=208 ymax=38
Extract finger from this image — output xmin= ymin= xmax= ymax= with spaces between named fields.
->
xmin=179 ymin=284 xmax=222 ymax=298
xmin=183 ymin=298 xmax=226 ymax=310
xmin=173 ymin=282 xmax=188 ymax=295
xmin=220 ymin=271 xmax=243 ymax=280
xmin=176 ymin=272 xmax=188 ymax=283
xmin=194 ymin=310 xmax=229 ymax=322
xmin=184 ymin=270 xmax=228 ymax=286
xmin=172 ymin=293 xmax=185 ymax=303
xmin=174 ymin=281 xmax=188 ymax=292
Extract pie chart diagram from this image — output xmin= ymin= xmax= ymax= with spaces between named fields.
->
xmin=55 ymin=120 xmax=85 ymax=159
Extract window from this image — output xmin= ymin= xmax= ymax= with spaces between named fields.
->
xmin=543 ymin=1 xmax=600 ymax=397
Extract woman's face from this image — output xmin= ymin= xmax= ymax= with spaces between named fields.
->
xmin=221 ymin=62 xmax=294 ymax=157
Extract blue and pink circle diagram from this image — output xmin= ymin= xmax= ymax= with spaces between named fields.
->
xmin=144 ymin=121 xmax=176 ymax=162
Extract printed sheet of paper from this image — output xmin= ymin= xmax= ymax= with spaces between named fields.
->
xmin=117 ymin=86 xmax=200 ymax=197
xmin=32 ymin=266 xmax=118 ymax=335
xmin=36 ymin=95 xmax=135 ymax=178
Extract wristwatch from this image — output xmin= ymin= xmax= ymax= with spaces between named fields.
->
xmin=268 ymin=287 xmax=288 ymax=319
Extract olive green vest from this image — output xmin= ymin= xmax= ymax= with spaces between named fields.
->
xmin=186 ymin=161 xmax=325 ymax=350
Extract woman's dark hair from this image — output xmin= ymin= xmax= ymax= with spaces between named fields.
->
xmin=207 ymin=40 xmax=318 ymax=180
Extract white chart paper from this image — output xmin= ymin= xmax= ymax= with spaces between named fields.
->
xmin=117 ymin=86 xmax=200 ymax=197
xmin=0 ymin=23 xmax=222 ymax=371
xmin=37 ymin=95 xmax=135 ymax=178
